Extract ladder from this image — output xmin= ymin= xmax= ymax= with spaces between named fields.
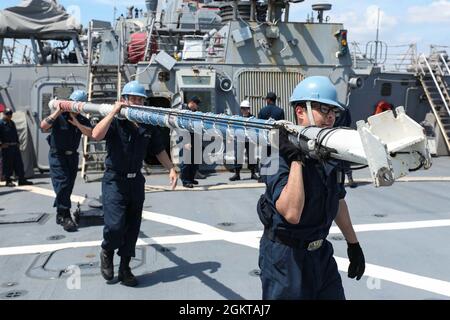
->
xmin=417 ymin=53 xmax=450 ymax=152
xmin=81 ymin=21 xmax=130 ymax=182
xmin=81 ymin=65 xmax=124 ymax=182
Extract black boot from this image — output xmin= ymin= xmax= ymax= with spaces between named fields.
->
xmin=5 ymin=179 xmax=15 ymax=187
xmin=229 ymin=170 xmax=241 ymax=181
xmin=250 ymin=169 xmax=259 ymax=180
xmin=18 ymin=179 xmax=33 ymax=186
xmin=118 ymin=256 xmax=138 ymax=287
xmin=62 ymin=210 xmax=78 ymax=232
xmin=100 ymin=249 xmax=114 ymax=281
xmin=56 ymin=209 xmax=65 ymax=225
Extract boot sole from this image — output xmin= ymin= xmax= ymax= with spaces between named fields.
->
xmin=118 ymin=278 xmax=138 ymax=287
xmin=101 ymin=272 xmax=114 ymax=281
xmin=118 ymin=273 xmax=138 ymax=287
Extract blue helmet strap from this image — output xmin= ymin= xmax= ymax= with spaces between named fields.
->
xmin=306 ymin=101 xmax=316 ymax=126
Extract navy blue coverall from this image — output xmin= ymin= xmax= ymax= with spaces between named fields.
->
xmin=258 ymin=156 xmax=346 ymax=300
xmin=258 ymin=104 xmax=285 ymax=121
xmin=0 ymin=119 xmax=25 ymax=181
xmin=179 ymin=131 xmax=199 ymax=185
xmin=233 ymin=113 xmax=257 ymax=172
xmin=258 ymin=105 xmax=284 ymax=161
xmin=47 ymin=113 xmax=91 ymax=212
xmin=101 ymin=119 xmax=165 ymax=258
xmin=179 ymin=103 xmax=199 ymax=185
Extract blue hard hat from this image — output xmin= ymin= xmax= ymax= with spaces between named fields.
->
xmin=289 ymin=76 xmax=344 ymax=110
xmin=69 ymin=90 xmax=88 ymax=102
xmin=189 ymin=96 xmax=201 ymax=104
xmin=121 ymin=80 xmax=147 ymax=98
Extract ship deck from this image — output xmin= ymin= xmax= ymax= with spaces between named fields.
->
xmin=0 ymin=157 xmax=450 ymax=300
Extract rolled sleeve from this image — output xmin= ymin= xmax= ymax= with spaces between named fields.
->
xmin=264 ymin=156 xmax=290 ymax=207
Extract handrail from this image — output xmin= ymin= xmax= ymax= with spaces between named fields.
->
xmin=420 ymin=54 xmax=450 ymax=116
xmin=440 ymin=53 xmax=450 ymax=76
xmin=417 ymin=57 xmax=425 ymax=75
xmin=435 ymin=60 xmax=445 ymax=77
xmin=143 ymin=15 xmax=156 ymax=62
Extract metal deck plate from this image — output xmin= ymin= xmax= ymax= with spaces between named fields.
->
xmin=26 ymin=247 xmax=145 ymax=280
xmin=0 ymin=213 xmax=47 ymax=225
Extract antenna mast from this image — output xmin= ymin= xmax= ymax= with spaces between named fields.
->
xmin=374 ymin=7 xmax=380 ymax=66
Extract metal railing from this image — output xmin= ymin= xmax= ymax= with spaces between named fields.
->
xmin=418 ymin=53 xmax=450 ymax=117
xmin=439 ymin=53 xmax=450 ymax=76
xmin=350 ymin=42 xmax=418 ymax=72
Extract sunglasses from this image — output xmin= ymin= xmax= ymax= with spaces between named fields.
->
xmin=310 ymin=102 xmax=340 ymax=115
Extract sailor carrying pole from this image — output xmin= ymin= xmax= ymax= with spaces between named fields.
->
xmin=49 ymin=97 xmax=431 ymax=187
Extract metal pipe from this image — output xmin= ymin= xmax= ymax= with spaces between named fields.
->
xmin=440 ymin=53 xmax=450 ymax=76
xmin=117 ymin=20 xmax=123 ymax=99
xmin=267 ymin=0 xmax=273 ymax=22
xmin=374 ymin=8 xmax=380 ymax=66
xmin=0 ymin=38 xmax=4 ymax=63
xmin=250 ymin=0 xmax=256 ymax=22
xmin=72 ymin=35 xmax=84 ymax=65
xmin=404 ymin=86 xmax=418 ymax=112
xmin=284 ymin=3 xmax=290 ymax=23
xmin=37 ymin=40 xmax=45 ymax=64
xmin=48 ymin=99 xmax=431 ymax=187
xmin=30 ymin=36 xmax=39 ymax=65
xmin=87 ymin=21 xmax=93 ymax=101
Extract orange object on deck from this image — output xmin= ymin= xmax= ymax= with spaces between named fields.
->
xmin=374 ymin=100 xmax=393 ymax=114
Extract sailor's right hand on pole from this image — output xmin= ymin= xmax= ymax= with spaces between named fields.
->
xmin=278 ymin=127 xmax=305 ymax=165
xmin=112 ymin=101 xmax=124 ymax=115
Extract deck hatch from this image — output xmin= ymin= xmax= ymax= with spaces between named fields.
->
xmin=0 ymin=213 xmax=48 ymax=225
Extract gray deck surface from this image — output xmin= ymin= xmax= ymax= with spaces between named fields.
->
xmin=0 ymin=157 xmax=449 ymax=300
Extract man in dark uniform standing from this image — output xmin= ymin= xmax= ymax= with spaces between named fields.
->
xmin=40 ymin=90 xmax=92 ymax=232
xmin=258 ymin=76 xmax=365 ymax=299
xmin=180 ymin=96 xmax=201 ymax=188
xmin=0 ymin=108 xmax=33 ymax=187
xmin=229 ymin=100 xmax=259 ymax=181
xmin=92 ymin=80 xmax=178 ymax=287
xmin=257 ymin=92 xmax=284 ymax=182
xmin=258 ymin=92 xmax=285 ymax=121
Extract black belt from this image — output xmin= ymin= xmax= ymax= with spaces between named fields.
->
xmin=105 ymin=168 xmax=139 ymax=179
xmin=264 ymin=229 xmax=324 ymax=251
xmin=50 ymin=148 xmax=77 ymax=155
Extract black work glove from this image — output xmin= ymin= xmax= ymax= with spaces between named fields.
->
xmin=278 ymin=127 xmax=305 ymax=165
xmin=347 ymin=242 xmax=365 ymax=280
